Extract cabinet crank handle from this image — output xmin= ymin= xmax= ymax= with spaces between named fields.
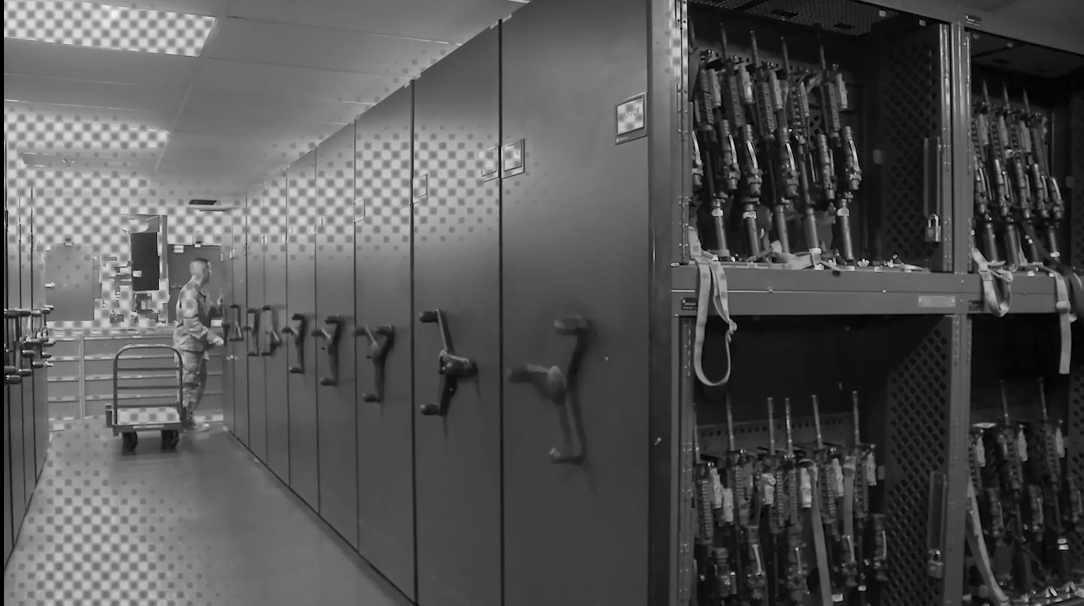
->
xmin=281 ymin=313 xmax=308 ymax=374
xmin=246 ymin=308 xmax=261 ymax=357
xmin=355 ymin=324 xmax=395 ymax=403
xmin=227 ymin=305 xmax=245 ymax=341
xmin=419 ymin=309 xmax=476 ymax=416
xmin=312 ymin=316 xmax=344 ymax=386
xmin=261 ymin=306 xmax=281 ymax=356
xmin=506 ymin=316 xmax=590 ymax=464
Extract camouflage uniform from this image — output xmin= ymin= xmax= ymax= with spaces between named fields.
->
xmin=173 ymin=280 xmax=218 ymax=418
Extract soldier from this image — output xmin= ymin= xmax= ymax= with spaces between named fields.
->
xmin=173 ymin=258 xmax=224 ymax=431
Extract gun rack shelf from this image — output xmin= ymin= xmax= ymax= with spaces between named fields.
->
xmin=672 ymin=265 xmax=1068 ymax=316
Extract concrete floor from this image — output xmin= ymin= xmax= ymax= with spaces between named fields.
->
xmin=4 ymin=418 xmax=411 ymax=606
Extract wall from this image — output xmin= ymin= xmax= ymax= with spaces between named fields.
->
xmin=5 ymin=103 xmax=239 ymax=335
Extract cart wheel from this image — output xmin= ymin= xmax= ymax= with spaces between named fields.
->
xmin=122 ymin=432 xmax=138 ymax=453
xmin=161 ymin=430 xmax=179 ymax=450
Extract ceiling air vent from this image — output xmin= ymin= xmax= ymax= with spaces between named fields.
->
xmin=189 ymin=199 xmax=218 ymax=206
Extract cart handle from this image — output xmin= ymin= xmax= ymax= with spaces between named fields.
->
xmin=112 ymin=345 xmax=185 ymax=427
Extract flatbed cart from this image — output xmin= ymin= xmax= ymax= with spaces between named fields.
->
xmin=105 ymin=344 xmax=185 ymax=452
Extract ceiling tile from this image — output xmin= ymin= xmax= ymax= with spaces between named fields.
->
xmin=4 ymin=38 xmax=197 ymax=87
xmin=4 ymin=74 xmax=185 ymax=115
xmin=202 ymin=17 xmax=453 ymax=76
xmin=183 ymin=86 xmax=367 ymax=125
xmin=194 ymin=58 xmax=399 ymax=105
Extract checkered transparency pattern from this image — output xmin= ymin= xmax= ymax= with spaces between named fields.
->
xmin=413 ymin=125 xmax=498 ymax=246
xmin=356 ymin=117 xmax=412 ymax=259
xmin=317 ymin=126 xmax=356 ymax=250
xmin=4 ymin=0 xmax=216 ymax=56
xmin=884 ymin=317 xmax=952 ymax=606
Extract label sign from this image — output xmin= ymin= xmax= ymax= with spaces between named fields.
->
xmin=501 ymin=140 xmax=525 ymax=178
xmin=917 ymin=295 xmax=957 ymax=309
xmin=616 ymin=93 xmax=647 ymax=144
xmin=681 ymin=297 xmax=697 ymax=312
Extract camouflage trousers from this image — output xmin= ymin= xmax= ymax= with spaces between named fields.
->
xmin=180 ymin=349 xmax=210 ymax=415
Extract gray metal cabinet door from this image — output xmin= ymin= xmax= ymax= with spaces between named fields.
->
xmin=43 ymin=244 xmax=97 ymax=322
xmin=33 ymin=237 xmax=48 ymax=479
xmin=315 ymin=124 xmax=359 ymax=548
xmin=354 ymin=84 xmax=416 ymax=600
xmin=4 ymin=387 xmax=12 ymax=564
xmin=287 ymin=151 xmax=320 ymax=510
xmin=7 ymin=220 xmax=26 ymax=533
xmin=247 ymin=197 xmax=268 ymax=464
xmin=265 ymin=177 xmax=291 ymax=484
xmin=20 ymin=233 xmax=36 ymax=504
xmin=220 ymin=241 xmax=235 ymax=433
xmin=231 ymin=209 xmax=250 ymax=446
xmin=412 ymin=27 xmax=502 ymax=606
xmin=501 ymin=1 xmax=652 ymax=604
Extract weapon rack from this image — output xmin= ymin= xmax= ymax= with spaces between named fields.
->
xmin=677 ymin=0 xmax=1083 ymax=605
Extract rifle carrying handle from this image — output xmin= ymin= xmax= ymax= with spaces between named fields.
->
xmin=355 ymin=324 xmax=395 ymax=403
xmin=418 ymin=310 xmax=476 ymax=416
xmin=506 ymin=316 xmax=589 ymax=464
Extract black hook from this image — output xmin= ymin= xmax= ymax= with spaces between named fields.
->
xmin=355 ymin=324 xmax=395 ymax=403
xmin=281 ymin=313 xmax=308 ymax=374
xmin=246 ymin=308 xmax=261 ymax=357
xmin=418 ymin=309 xmax=476 ymax=416
xmin=312 ymin=316 xmax=344 ymax=386
xmin=506 ymin=316 xmax=590 ymax=464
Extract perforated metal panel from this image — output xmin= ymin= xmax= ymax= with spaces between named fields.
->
xmin=688 ymin=0 xmax=898 ymax=37
xmin=1069 ymin=88 xmax=1084 ymax=570
xmin=883 ymin=316 xmax=953 ymax=606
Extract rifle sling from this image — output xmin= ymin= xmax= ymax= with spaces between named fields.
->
xmin=966 ymin=482 xmax=1011 ymax=606
xmin=690 ymin=227 xmax=737 ymax=388
xmin=810 ymin=466 xmax=838 ymax=604
xmin=971 ymin=248 xmax=1013 ymax=318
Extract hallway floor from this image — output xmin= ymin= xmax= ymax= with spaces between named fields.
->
xmin=4 ymin=418 xmax=411 ymax=606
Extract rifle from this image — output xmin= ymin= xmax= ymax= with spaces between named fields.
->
xmin=1033 ymin=379 xmax=1071 ymax=582
xmin=781 ymin=37 xmax=822 ymax=260
xmin=719 ymin=25 xmax=764 ymax=259
xmin=750 ymin=30 xmax=796 ymax=254
xmin=764 ymin=397 xmax=789 ymax=603
xmin=978 ymin=81 xmax=1023 ymax=268
xmin=994 ymin=83 xmax=1039 ymax=263
xmin=695 ymin=49 xmax=733 ymax=260
xmin=813 ymin=394 xmax=857 ymax=597
xmin=849 ymin=391 xmax=871 ymax=606
xmin=726 ymin=396 xmax=767 ymax=604
xmin=1022 ymin=90 xmax=1065 ymax=260
xmin=996 ymin=382 xmax=1035 ymax=593
xmin=973 ymin=146 xmax=999 ymax=262
xmin=816 ymin=40 xmax=858 ymax=263
xmin=782 ymin=398 xmax=809 ymax=604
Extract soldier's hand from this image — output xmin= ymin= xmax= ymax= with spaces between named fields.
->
xmin=209 ymin=333 xmax=225 ymax=348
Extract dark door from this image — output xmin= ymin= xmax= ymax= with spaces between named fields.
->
xmin=230 ymin=207 xmax=250 ymax=446
xmin=355 ymin=85 xmax=416 ymax=600
xmin=247 ymin=195 xmax=268 ymax=464
xmin=7 ymin=213 xmax=26 ymax=536
xmin=501 ymin=2 xmax=651 ymax=604
xmin=412 ymin=28 xmax=501 ymax=606
xmin=166 ymin=244 xmax=223 ymax=324
xmin=316 ymin=124 xmax=358 ymax=547
xmin=265 ymin=176 xmax=291 ymax=483
xmin=43 ymin=244 xmax=97 ymax=322
xmin=287 ymin=150 xmax=320 ymax=510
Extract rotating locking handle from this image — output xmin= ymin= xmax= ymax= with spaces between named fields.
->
xmin=506 ymin=316 xmax=590 ymax=464
xmin=227 ymin=305 xmax=245 ymax=341
xmin=418 ymin=309 xmax=476 ymax=416
xmin=355 ymin=324 xmax=395 ymax=403
xmin=281 ymin=313 xmax=308 ymax=374
xmin=312 ymin=316 xmax=344 ymax=386
xmin=260 ymin=306 xmax=281 ymax=356
xmin=246 ymin=308 xmax=261 ymax=357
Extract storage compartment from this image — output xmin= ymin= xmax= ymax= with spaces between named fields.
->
xmin=690 ymin=314 xmax=958 ymax=606
xmin=686 ymin=0 xmax=952 ymax=270
xmin=965 ymin=315 xmax=1084 ymax=602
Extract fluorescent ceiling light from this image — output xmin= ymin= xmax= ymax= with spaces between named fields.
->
xmin=4 ymin=0 xmax=216 ymax=57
